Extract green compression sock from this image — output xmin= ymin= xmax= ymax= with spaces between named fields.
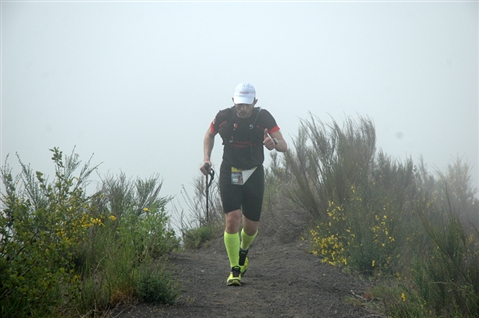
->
xmin=224 ymin=231 xmax=240 ymax=268
xmin=241 ymin=228 xmax=257 ymax=251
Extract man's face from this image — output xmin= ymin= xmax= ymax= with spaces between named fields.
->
xmin=233 ymin=98 xmax=257 ymax=119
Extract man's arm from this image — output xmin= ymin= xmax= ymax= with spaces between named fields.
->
xmin=270 ymin=130 xmax=287 ymax=153
xmin=263 ymin=129 xmax=287 ymax=153
xmin=200 ymin=127 xmax=216 ymax=175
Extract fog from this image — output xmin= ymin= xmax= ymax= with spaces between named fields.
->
xmin=2 ymin=2 xmax=478 ymax=215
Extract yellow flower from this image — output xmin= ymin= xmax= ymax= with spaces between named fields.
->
xmin=143 ymin=207 xmax=150 ymax=212
xmin=109 ymin=215 xmax=117 ymax=221
xmin=401 ymin=292 xmax=406 ymax=302
xmin=372 ymin=260 xmax=375 ymax=267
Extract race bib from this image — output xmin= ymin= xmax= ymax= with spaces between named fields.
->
xmin=231 ymin=166 xmax=257 ymax=185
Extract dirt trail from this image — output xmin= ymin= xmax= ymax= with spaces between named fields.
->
xmin=111 ymin=233 xmax=381 ymax=318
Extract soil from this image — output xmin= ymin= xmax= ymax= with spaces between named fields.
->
xmin=110 ymin=233 xmax=384 ymax=318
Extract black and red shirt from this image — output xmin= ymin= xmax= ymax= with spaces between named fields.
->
xmin=210 ymin=106 xmax=280 ymax=169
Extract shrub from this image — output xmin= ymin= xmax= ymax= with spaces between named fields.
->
xmin=136 ymin=260 xmax=180 ymax=304
xmin=171 ymin=173 xmax=224 ymax=248
xmin=286 ymin=113 xmax=479 ymax=317
xmin=372 ymin=281 xmax=429 ymax=318
xmin=284 ymin=114 xmax=376 ymax=219
xmin=182 ymin=224 xmax=217 ymax=249
xmin=0 ymin=148 xmax=98 ymax=317
xmin=0 ymin=148 xmax=180 ymax=317
xmin=411 ymin=204 xmax=479 ymax=316
xmin=286 ymin=115 xmax=416 ymax=273
xmin=74 ymin=172 xmax=180 ymax=313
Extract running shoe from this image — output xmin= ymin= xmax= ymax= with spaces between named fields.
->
xmin=226 ymin=266 xmax=241 ymax=286
xmin=239 ymin=248 xmax=249 ymax=275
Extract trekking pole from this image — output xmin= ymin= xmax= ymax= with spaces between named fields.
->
xmin=204 ymin=163 xmax=215 ymax=223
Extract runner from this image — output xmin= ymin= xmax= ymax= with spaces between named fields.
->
xmin=200 ymin=82 xmax=287 ymax=286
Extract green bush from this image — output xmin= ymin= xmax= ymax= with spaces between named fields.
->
xmin=182 ymin=224 xmax=218 ymax=249
xmin=172 ymin=173 xmax=224 ymax=249
xmin=0 ymin=148 xmax=97 ymax=317
xmin=412 ymin=205 xmax=479 ymax=316
xmin=284 ymin=115 xmax=416 ymax=273
xmin=136 ymin=260 xmax=180 ymax=304
xmin=284 ymin=114 xmax=376 ymax=219
xmin=0 ymin=148 xmax=180 ymax=317
xmin=74 ymin=172 xmax=180 ymax=313
xmin=283 ymin=113 xmax=479 ymax=317
xmin=372 ymin=281 xmax=428 ymax=318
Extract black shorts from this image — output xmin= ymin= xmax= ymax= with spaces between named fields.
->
xmin=219 ymin=162 xmax=264 ymax=222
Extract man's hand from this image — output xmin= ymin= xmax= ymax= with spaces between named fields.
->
xmin=263 ymin=129 xmax=275 ymax=151
xmin=200 ymin=161 xmax=212 ymax=175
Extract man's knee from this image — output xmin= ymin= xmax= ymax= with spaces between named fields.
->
xmin=242 ymin=215 xmax=259 ymax=236
xmin=225 ymin=209 xmax=242 ymax=233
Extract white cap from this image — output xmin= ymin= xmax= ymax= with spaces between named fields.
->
xmin=233 ymin=82 xmax=256 ymax=104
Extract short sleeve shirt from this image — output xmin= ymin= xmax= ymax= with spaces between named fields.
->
xmin=210 ymin=107 xmax=280 ymax=170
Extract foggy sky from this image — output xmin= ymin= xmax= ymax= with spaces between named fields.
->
xmin=2 ymin=2 xmax=478 ymax=215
